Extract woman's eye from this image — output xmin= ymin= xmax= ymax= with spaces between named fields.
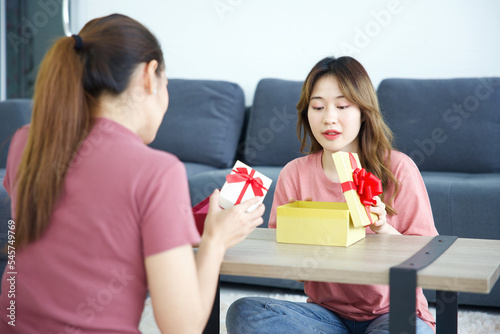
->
xmin=337 ymin=105 xmax=350 ymax=109
xmin=311 ymin=106 xmax=324 ymax=111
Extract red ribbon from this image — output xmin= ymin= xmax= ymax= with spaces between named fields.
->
xmin=340 ymin=153 xmax=383 ymax=224
xmin=226 ymin=167 xmax=268 ymax=205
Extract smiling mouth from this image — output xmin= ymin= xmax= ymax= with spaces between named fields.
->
xmin=322 ymin=130 xmax=340 ymax=135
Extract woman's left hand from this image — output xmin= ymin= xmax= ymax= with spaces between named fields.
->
xmin=369 ymin=196 xmax=400 ymax=235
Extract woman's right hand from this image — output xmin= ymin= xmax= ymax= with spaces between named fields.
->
xmin=202 ymin=189 xmax=265 ymax=251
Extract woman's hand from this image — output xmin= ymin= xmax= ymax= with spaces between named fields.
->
xmin=369 ymin=196 xmax=400 ymax=235
xmin=203 ymin=189 xmax=265 ymax=251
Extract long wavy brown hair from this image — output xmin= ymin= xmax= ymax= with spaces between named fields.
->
xmin=297 ymin=56 xmax=399 ymax=215
xmin=13 ymin=14 xmax=165 ymax=249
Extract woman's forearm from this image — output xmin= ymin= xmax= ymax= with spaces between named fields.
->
xmin=194 ymin=235 xmax=226 ymax=328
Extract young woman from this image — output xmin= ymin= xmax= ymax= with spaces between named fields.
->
xmin=0 ymin=14 xmax=264 ymax=333
xmin=226 ymin=56 xmax=438 ymax=334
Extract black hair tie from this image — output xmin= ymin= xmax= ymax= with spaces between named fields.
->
xmin=72 ymin=34 xmax=84 ymax=51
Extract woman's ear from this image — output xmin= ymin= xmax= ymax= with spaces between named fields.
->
xmin=145 ymin=60 xmax=159 ymax=94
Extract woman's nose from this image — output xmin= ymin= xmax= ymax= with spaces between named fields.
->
xmin=323 ymin=109 xmax=337 ymax=124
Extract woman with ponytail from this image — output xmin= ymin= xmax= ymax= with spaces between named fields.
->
xmin=0 ymin=14 xmax=264 ymax=333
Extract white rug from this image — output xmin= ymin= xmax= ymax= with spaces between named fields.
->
xmin=138 ymin=286 xmax=500 ymax=334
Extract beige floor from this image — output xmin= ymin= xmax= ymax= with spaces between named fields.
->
xmin=139 ymin=283 xmax=500 ymax=334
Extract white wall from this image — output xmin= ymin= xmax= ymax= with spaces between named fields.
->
xmin=72 ymin=0 xmax=500 ymax=105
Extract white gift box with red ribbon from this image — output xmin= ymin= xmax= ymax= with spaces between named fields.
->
xmin=219 ymin=160 xmax=272 ymax=212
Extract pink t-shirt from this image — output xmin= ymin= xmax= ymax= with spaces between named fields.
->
xmin=269 ymin=151 xmax=438 ymax=329
xmin=0 ymin=118 xmax=201 ymax=333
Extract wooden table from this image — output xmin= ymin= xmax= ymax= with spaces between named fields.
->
xmin=206 ymin=228 xmax=500 ymax=334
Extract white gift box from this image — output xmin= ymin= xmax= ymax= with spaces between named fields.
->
xmin=219 ymin=160 xmax=272 ymax=212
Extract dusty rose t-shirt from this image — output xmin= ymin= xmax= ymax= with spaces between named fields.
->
xmin=268 ymin=151 xmax=438 ymax=329
xmin=0 ymin=118 xmax=201 ymax=333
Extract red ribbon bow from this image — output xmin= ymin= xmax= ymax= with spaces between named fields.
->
xmin=226 ymin=167 xmax=268 ymax=205
xmin=351 ymin=168 xmax=383 ymax=206
xmin=340 ymin=153 xmax=383 ymax=224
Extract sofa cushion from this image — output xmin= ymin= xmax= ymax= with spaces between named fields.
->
xmin=183 ymin=162 xmax=219 ymax=179
xmin=150 ymin=79 xmax=245 ymax=168
xmin=241 ymin=79 xmax=304 ymax=166
xmin=377 ymin=78 xmax=500 ymax=173
xmin=422 ymin=171 xmax=500 ymax=308
xmin=0 ymin=99 xmax=33 ymax=169
xmin=422 ymin=171 xmax=500 ymax=239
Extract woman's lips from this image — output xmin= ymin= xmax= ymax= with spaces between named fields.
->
xmin=322 ymin=130 xmax=340 ymax=140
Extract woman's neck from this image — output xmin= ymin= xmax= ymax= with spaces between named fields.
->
xmin=93 ymin=92 xmax=138 ymax=135
xmin=321 ymin=150 xmax=341 ymax=183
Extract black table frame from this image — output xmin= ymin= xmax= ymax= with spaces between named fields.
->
xmin=389 ymin=235 xmax=458 ymax=334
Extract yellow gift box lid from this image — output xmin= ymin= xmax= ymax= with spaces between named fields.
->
xmin=332 ymin=152 xmax=379 ymax=227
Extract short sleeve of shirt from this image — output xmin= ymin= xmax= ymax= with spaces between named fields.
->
xmin=2 ymin=161 xmax=10 ymax=195
xmin=3 ymin=126 xmax=30 ymax=196
xmin=388 ymin=152 xmax=438 ymax=236
xmin=139 ymin=159 xmax=201 ymax=257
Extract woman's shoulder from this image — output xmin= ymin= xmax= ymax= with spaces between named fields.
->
xmin=126 ymin=142 xmax=185 ymax=180
xmin=389 ymin=150 xmax=416 ymax=165
xmin=143 ymin=146 xmax=184 ymax=171
xmin=93 ymin=118 xmax=181 ymax=168
xmin=388 ymin=150 xmax=421 ymax=181
xmin=89 ymin=118 xmax=185 ymax=178
xmin=281 ymin=152 xmax=320 ymax=175
xmin=12 ymin=124 xmax=30 ymax=141
xmin=7 ymin=125 xmax=30 ymax=161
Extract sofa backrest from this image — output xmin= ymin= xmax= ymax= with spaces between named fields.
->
xmin=241 ymin=78 xmax=305 ymax=166
xmin=150 ymin=79 xmax=245 ymax=169
xmin=0 ymin=99 xmax=33 ymax=169
xmin=378 ymin=78 xmax=500 ymax=173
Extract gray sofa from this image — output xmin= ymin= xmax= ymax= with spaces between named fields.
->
xmin=1 ymin=77 xmax=499 ymax=308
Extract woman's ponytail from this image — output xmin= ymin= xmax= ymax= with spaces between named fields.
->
xmin=14 ymin=36 xmax=90 ymax=249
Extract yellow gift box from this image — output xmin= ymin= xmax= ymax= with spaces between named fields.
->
xmin=276 ymin=201 xmax=365 ymax=247
xmin=276 ymin=151 xmax=381 ymax=247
